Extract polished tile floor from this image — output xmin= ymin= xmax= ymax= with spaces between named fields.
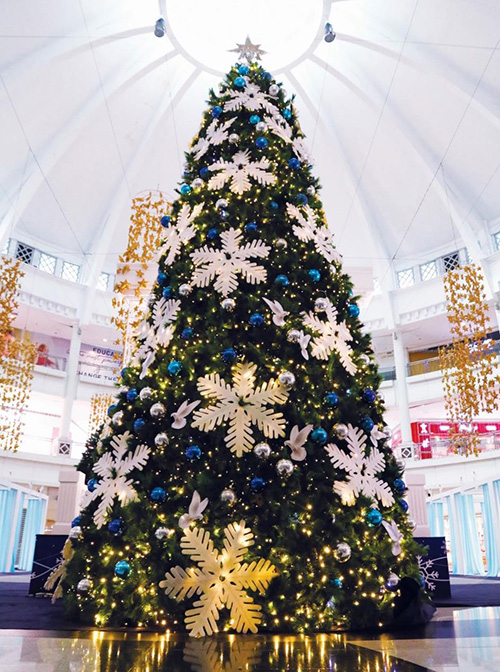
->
xmin=1 ymin=606 xmax=500 ymax=671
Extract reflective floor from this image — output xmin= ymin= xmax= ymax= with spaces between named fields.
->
xmin=1 ymin=607 xmax=500 ymax=672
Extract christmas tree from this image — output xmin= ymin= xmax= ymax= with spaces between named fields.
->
xmin=62 ymin=61 xmax=428 ymax=635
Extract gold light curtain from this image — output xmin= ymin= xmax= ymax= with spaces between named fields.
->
xmin=439 ymin=263 xmax=500 ymax=456
xmin=112 ymin=192 xmax=171 ymax=368
xmin=0 ymin=256 xmax=37 ymax=452
xmin=88 ymin=393 xmax=115 ymax=436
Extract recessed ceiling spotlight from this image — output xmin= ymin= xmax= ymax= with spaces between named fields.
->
xmin=324 ymin=22 xmax=336 ymax=43
xmin=154 ymin=17 xmax=166 ymax=38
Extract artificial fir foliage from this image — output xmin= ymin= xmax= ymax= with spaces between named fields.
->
xmin=63 ymin=62 xmax=428 ymax=634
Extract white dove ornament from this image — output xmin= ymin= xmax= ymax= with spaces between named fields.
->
xmin=262 ymin=297 xmax=289 ymax=326
xmin=171 ymin=399 xmax=201 ymax=429
xmin=285 ymin=424 xmax=313 ymax=461
xmin=381 ymin=519 xmax=404 ymax=556
xmin=298 ymin=330 xmax=311 ymax=360
xmin=178 ymin=491 xmax=209 ymax=529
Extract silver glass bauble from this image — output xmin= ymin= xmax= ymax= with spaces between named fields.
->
xmin=229 ymin=133 xmax=239 ymax=144
xmin=179 ymin=283 xmax=192 ymax=297
xmin=222 ymin=298 xmax=236 ymax=311
xmin=287 ymin=329 xmax=301 ymax=343
xmin=276 ymin=459 xmax=294 ymax=477
xmin=385 ymin=572 xmax=400 ymax=591
xmin=155 ymin=527 xmax=169 ymax=540
xmin=335 ymin=423 xmax=349 ymax=439
xmin=279 ymin=371 xmax=296 ymax=388
xmin=256 ymin=121 xmax=267 ymax=132
xmin=150 ymin=403 xmax=166 ymax=419
xmin=331 ymin=513 xmax=336 ymax=524
xmin=192 ymin=178 xmax=203 ymax=189
xmin=306 ymin=185 xmax=316 ymax=196
xmin=220 ymin=488 xmax=237 ymax=504
xmin=396 ymin=458 xmax=406 ymax=472
xmin=334 ymin=542 xmax=351 ymax=563
xmin=254 ymin=442 xmax=271 ymax=459
xmin=314 ymin=297 xmax=329 ymax=312
xmin=77 ymin=578 xmax=90 ymax=593
xmin=139 ymin=387 xmax=153 ymax=401
xmin=360 ymin=353 xmax=371 ymax=365
xmin=269 ymin=84 xmax=280 ymax=96
xmin=148 ymin=294 xmax=156 ymax=305
xmin=112 ymin=411 xmax=124 ymax=426
xmin=275 ymin=238 xmax=288 ymax=249
xmin=216 ymin=198 xmax=228 ymax=210
xmin=408 ymin=518 xmax=417 ymax=531
xmin=154 ymin=432 xmax=169 ymax=447
xmin=69 ymin=526 xmax=82 ymax=541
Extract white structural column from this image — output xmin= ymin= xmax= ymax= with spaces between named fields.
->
xmin=392 ymin=329 xmax=412 ymax=446
xmin=405 ymin=472 xmax=431 ymax=537
xmin=59 ymin=323 xmax=82 ymax=445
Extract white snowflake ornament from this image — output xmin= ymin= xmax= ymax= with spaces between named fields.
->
xmin=191 ymin=118 xmax=235 ymax=160
xmin=286 ymin=203 xmax=341 ymax=265
xmin=160 ymin=203 xmax=204 ymax=267
xmin=136 ymin=298 xmax=181 ymax=379
xmin=82 ymin=431 xmax=150 ymax=528
xmin=190 ymin=227 xmax=270 ymax=296
xmin=325 ymin=424 xmax=395 ymax=508
xmin=302 ymin=298 xmax=357 ymax=374
xmin=160 ymin=520 xmax=278 ymax=637
xmin=224 ymin=82 xmax=279 ymax=116
xmin=208 ymin=150 xmax=276 ymax=195
xmin=192 ymin=361 xmax=289 ymax=457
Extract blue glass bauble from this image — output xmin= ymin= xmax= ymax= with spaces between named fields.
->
xmin=234 ymin=76 xmax=246 ymax=87
xmin=399 ymin=498 xmax=409 ymax=513
xmin=207 ymin=228 xmax=218 ymax=240
xmin=150 ymin=487 xmax=166 ymax=502
xmin=114 ymin=560 xmax=131 ymax=579
xmin=199 ymin=166 xmax=210 ymax=178
xmin=133 ymin=418 xmax=145 ymax=433
xmin=360 ymin=417 xmax=374 ymax=432
xmin=363 ymin=388 xmax=377 ymax=404
xmin=394 ymin=478 xmax=407 ymax=495
xmin=249 ymin=313 xmax=265 ymax=327
xmin=121 ymin=368 xmax=130 ymax=379
xmin=250 ymin=477 xmax=266 ymax=491
xmin=185 ymin=445 xmax=202 ymax=460
xmin=180 ymin=184 xmax=191 ymax=195
xmin=263 ymin=71 xmax=272 ymax=81
xmin=157 ymin=272 xmax=168 ymax=286
xmin=245 ymin=222 xmax=257 ymax=233
xmin=348 ymin=304 xmax=360 ymax=317
xmin=269 ymin=201 xmax=279 ymax=211
xmin=71 ymin=516 xmax=81 ymax=528
xmin=107 ymin=518 xmax=123 ymax=535
xmin=331 ymin=577 xmax=343 ymax=588
xmin=311 ymin=428 xmax=328 ymax=444
xmin=126 ymin=388 xmax=138 ymax=402
xmin=283 ymin=108 xmax=292 ymax=120
xmin=325 ymin=392 xmax=339 ymax=407
xmin=160 ymin=215 xmax=171 ymax=228
xmin=255 ymin=137 xmax=268 ymax=149
xmin=308 ymin=269 xmax=321 ymax=282
xmin=296 ymin=193 xmax=308 ymax=205
xmin=249 ymin=114 xmax=261 ymax=125
xmin=162 ymin=286 xmax=173 ymax=299
xmin=222 ymin=348 xmax=237 ymax=363
xmin=181 ymin=328 xmax=194 ymax=339
xmin=211 ymin=106 xmax=223 ymax=118
xmin=275 ymin=274 xmax=289 ymax=287
xmin=107 ymin=404 xmax=117 ymax=417
xmin=87 ymin=478 xmax=98 ymax=492
xmin=288 ymin=158 xmax=301 ymax=170
xmin=238 ymin=65 xmax=250 ymax=75
xmin=366 ymin=509 xmax=383 ymax=527
xmin=167 ymin=360 xmax=182 ymax=376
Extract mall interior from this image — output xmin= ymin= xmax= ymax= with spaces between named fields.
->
xmin=1 ymin=1 xmax=500 ymax=670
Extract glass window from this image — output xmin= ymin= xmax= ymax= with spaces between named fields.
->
xmin=397 ymin=268 xmax=415 ymax=288
xmin=494 ymin=232 xmax=500 ymax=251
xmin=37 ymin=252 xmax=57 ymax=274
xmin=420 ymin=260 xmax=438 ymax=282
xmin=61 ymin=261 xmax=80 ymax=282
xmin=442 ymin=252 xmax=460 ymax=272
xmin=15 ymin=243 xmax=34 ymax=265
xmin=97 ymin=272 xmax=109 ymax=291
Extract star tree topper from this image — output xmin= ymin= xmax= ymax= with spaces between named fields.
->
xmin=229 ymin=36 xmax=267 ymax=63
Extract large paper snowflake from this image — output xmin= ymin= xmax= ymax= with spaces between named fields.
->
xmin=83 ymin=431 xmax=150 ymax=528
xmin=208 ymin=150 xmax=276 ymax=195
xmin=192 ymin=361 xmax=289 ymax=457
xmin=190 ymin=227 xmax=270 ymax=296
xmin=160 ymin=203 xmax=204 ymax=267
xmin=302 ymin=298 xmax=357 ymax=374
xmin=160 ymin=520 xmax=278 ymax=637
xmin=136 ymin=298 xmax=181 ymax=378
xmin=224 ymin=82 xmax=279 ymax=116
xmin=325 ymin=424 xmax=395 ymax=507
xmin=263 ymin=115 xmax=311 ymax=162
xmin=287 ymin=203 xmax=341 ymax=265
xmin=191 ymin=118 xmax=235 ymax=160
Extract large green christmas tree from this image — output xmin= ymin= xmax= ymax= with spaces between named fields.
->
xmin=63 ymin=61 xmax=428 ymax=635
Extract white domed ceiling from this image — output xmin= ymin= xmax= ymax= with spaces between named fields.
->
xmin=1 ymin=0 xmax=500 ymax=286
